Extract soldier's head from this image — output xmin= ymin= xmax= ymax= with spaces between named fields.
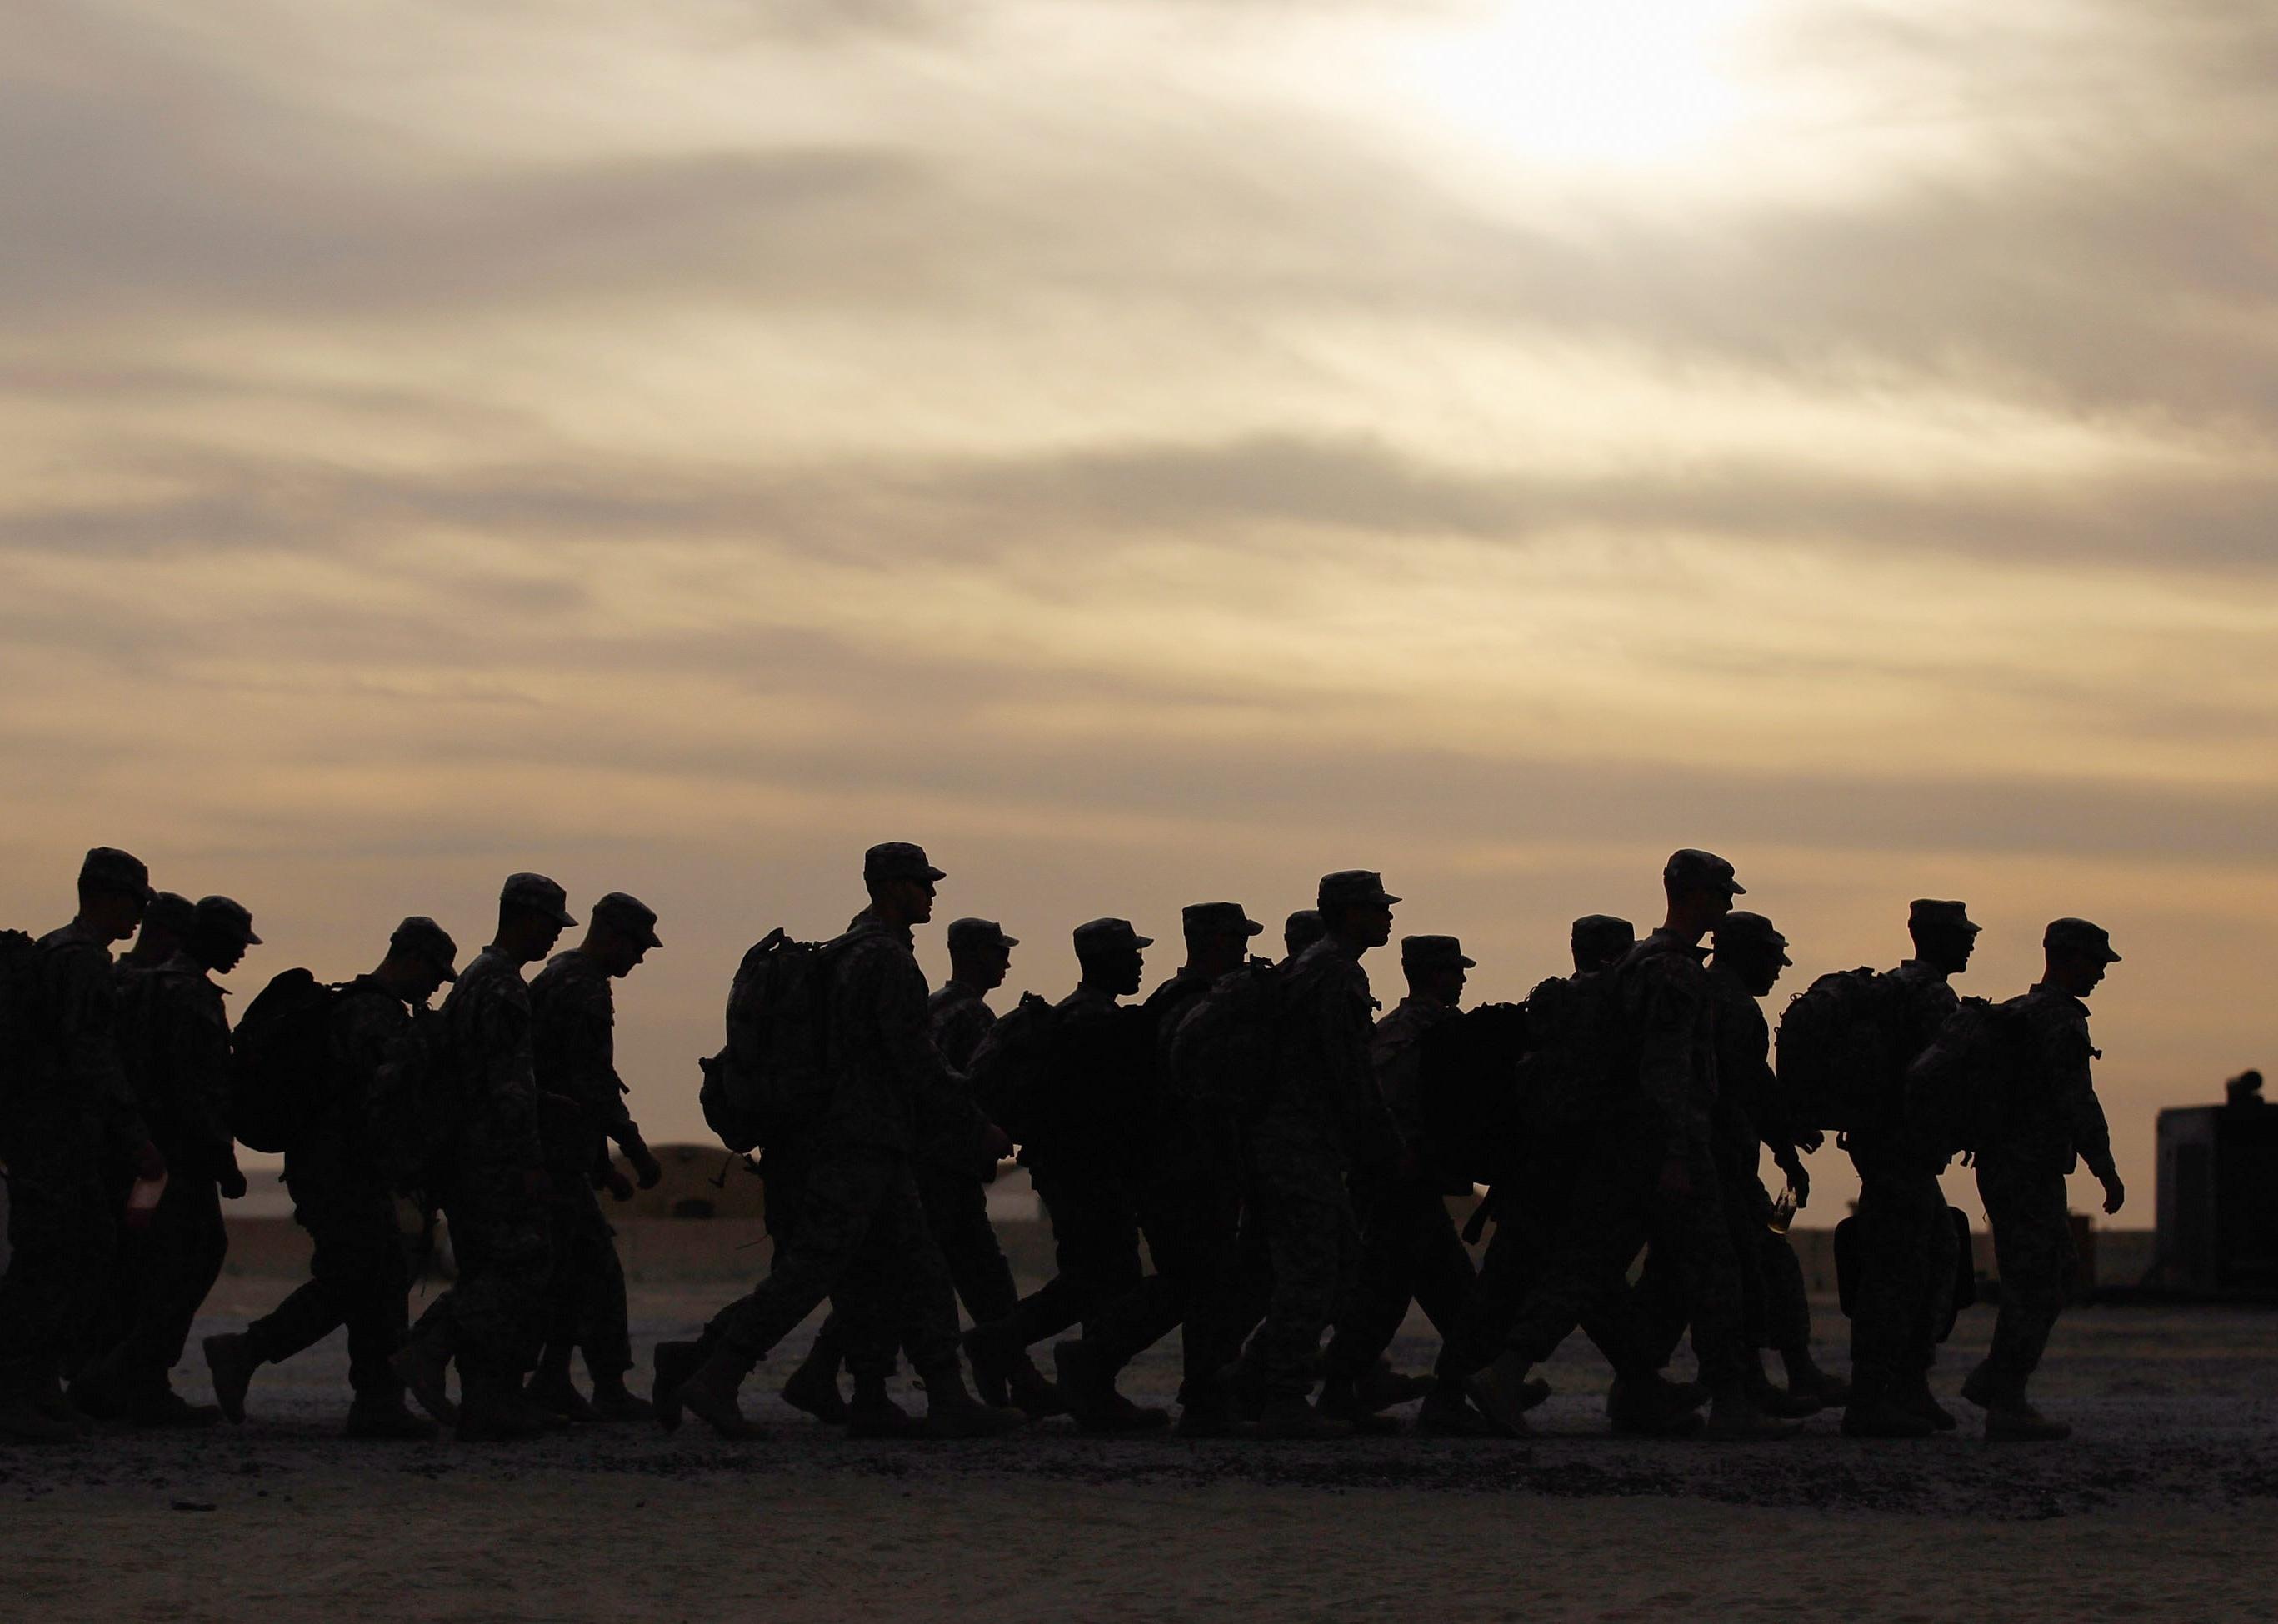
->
xmin=132 ymin=892 xmax=196 ymax=963
xmin=76 ymin=846 xmax=153 ymax=942
xmin=947 ymin=917 xmax=1017 ymax=993
xmin=1661 ymin=849 xmax=1744 ymax=937
xmin=1073 ymin=918 xmax=1151 ymax=998
xmin=188 ymin=895 xmax=262 ymax=976
xmin=585 ymin=892 xmax=662 ymax=978
xmin=496 ymin=872 xmax=576 ymax=962
xmin=1317 ymin=871 xmax=1397 ymax=953
xmin=1907 ymin=899 xmax=1981 ymax=977
xmin=1401 ymin=935 xmax=1474 ymax=1008
xmin=381 ymin=916 xmax=460 ymax=1004
xmin=1182 ymin=902 xmax=1263 ymax=979
xmin=1282 ymin=909 xmax=1325 ymax=962
xmin=1711 ymin=911 xmax=1791 ymax=997
xmin=2043 ymin=917 xmax=2120 ymax=998
xmin=864 ymin=842 xmax=942 ymax=928
xmin=1570 ymin=914 xmax=1635 ymax=975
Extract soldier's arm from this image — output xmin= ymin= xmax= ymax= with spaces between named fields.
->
xmin=187 ymin=989 xmax=239 ymax=1174
xmin=1337 ymin=977 xmax=1403 ymax=1157
xmin=2044 ymin=1012 xmax=2118 ymax=1182
xmin=1634 ymin=963 xmax=1701 ymax=1157
xmin=56 ymin=945 xmax=153 ymax=1160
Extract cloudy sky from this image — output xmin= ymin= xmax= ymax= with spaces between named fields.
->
xmin=6 ymin=0 xmax=2274 ymax=1219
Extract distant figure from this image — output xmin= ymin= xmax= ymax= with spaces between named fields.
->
xmin=96 ymin=895 xmax=258 ymax=1428
xmin=1963 ymin=919 xmax=2126 ymax=1443
xmin=1569 ymin=914 xmax=1636 ymax=975
xmin=0 ymin=848 xmax=162 ymax=1446
xmin=1243 ymin=870 xmax=1403 ymax=1439
xmin=1844 ymin=899 xmax=1976 ymax=1439
xmin=661 ymin=844 xmax=1022 ymax=1440
xmin=205 ymin=917 xmax=461 ymax=1438
xmin=2226 ymin=1070 xmax=2266 ymax=1108
xmin=1281 ymin=909 xmax=1325 ymax=965
xmin=393 ymin=873 xmax=576 ymax=1442
xmin=527 ymin=892 xmax=667 ymax=1424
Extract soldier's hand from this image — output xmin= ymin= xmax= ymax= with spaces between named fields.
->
xmin=130 ymin=1140 xmax=167 ymax=1185
xmin=631 ymin=1147 xmax=664 ymax=1189
xmin=604 ymin=1168 xmax=637 ymax=1202
xmin=980 ymin=1122 xmax=1014 ymax=1162
xmin=2101 ymin=1171 xmax=2126 ymax=1215
xmin=1788 ymin=1164 xmax=1811 ymax=1208
xmin=1656 ymin=1154 xmax=1693 ymax=1200
xmin=218 ymin=1162 xmax=249 ymax=1201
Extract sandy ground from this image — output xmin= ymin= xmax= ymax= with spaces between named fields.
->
xmin=7 ymin=1279 xmax=2278 ymax=1622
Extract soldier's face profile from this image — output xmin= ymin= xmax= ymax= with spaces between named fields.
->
xmin=1358 ymin=901 xmax=1393 ymax=947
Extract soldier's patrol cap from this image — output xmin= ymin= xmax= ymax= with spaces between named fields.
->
xmin=1285 ymin=909 xmax=1323 ymax=941
xmin=1909 ymin=899 xmax=1981 ymax=936
xmin=79 ymin=846 xmax=153 ymax=902
xmin=864 ymin=842 xmax=945 ymax=883
xmin=1714 ymin=911 xmax=1790 ymax=966
xmin=501 ymin=872 xmax=576 ymax=928
xmin=1183 ymin=902 xmax=1264 ymax=939
xmin=1663 ymin=849 xmax=1745 ymax=897
xmin=1318 ymin=871 xmax=1401 ymax=912
xmin=1401 ymin=934 xmax=1476 ymax=971
xmin=1571 ymin=914 xmax=1636 ymax=953
xmin=391 ymin=916 xmax=461 ymax=982
xmin=947 ymin=917 xmax=1019 ymax=952
xmin=2045 ymin=917 xmax=2121 ymax=963
xmin=144 ymin=892 xmax=197 ymax=939
xmin=1073 ymin=917 xmax=1153 ymax=957
xmin=593 ymin=891 xmax=662 ymax=949
xmin=194 ymin=895 xmax=262 ymax=947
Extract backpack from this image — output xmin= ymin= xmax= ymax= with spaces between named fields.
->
xmin=963 ymin=992 xmax=1061 ymax=1146
xmin=1165 ymin=957 xmax=1287 ymax=1122
xmin=1904 ymin=995 xmax=2031 ymax=1158
xmin=0 ymin=928 xmax=37 ymax=1122
xmin=1416 ymin=1001 xmax=1531 ymax=1188
xmin=1511 ymin=972 xmax=1628 ymax=1134
xmin=1774 ymin=967 xmax=1896 ymax=1133
xmin=367 ymin=1002 xmax=460 ymax=1195
xmin=698 ymin=929 xmax=844 ymax=1155
xmin=231 ymin=967 xmax=340 ymax=1153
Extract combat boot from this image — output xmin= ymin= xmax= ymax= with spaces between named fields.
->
xmin=1699 ymin=1385 xmax=1801 ymax=1442
xmin=0 ymin=1386 xmax=77 ymax=1445
xmin=847 ymin=1373 xmax=918 ymax=1440
xmin=1006 ymin=1353 xmax=1068 ymax=1420
xmin=1959 ymin=1363 xmax=2003 ymax=1412
xmin=781 ymin=1349 xmax=851 ymax=1424
xmin=651 ymin=1340 xmax=704 ymax=1434
xmin=1353 ymin=1360 xmax=1433 ymax=1414
xmin=587 ymin=1374 xmax=655 ymax=1424
xmin=1316 ymin=1375 xmax=1401 ymax=1436
xmin=456 ymin=1371 xmax=550 ymax=1443
xmin=1896 ymin=1372 xmax=1957 ymax=1432
xmin=1173 ymin=1390 xmax=1242 ymax=1439
xmin=1416 ymin=1382 xmax=1513 ymax=1438
xmin=32 ymin=1378 xmax=90 ymax=1435
xmin=1984 ymin=1398 xmax=2071 ymax=1443
xmin=526 ymin=1367 xmax=601 ymax=1423
xmin=1252 ymin=1393 xmax=1353 ymax=1441
xmin=1781 ymin=1349 xmax=1851 ymax=1409
xmin=1464 ymin=1351 xmax=1545 ymax=1436
xmin=1052 ymin=1341 xmax=1166 ymax=1435
xmin=1743 ymin=1364 xmax=1823 ymax=1420
xmin=917 ymin=1367 xmax=1027 ymax=1440
xmin=675 ymin=1347 xmax=766 ymax=1441
xmin=1841 ymin=1381 xmax=1936 ymax=1439
xmin=958 ymin=1322 xmax=1021 ymax=1409
xmin=1606 ymin=1375 xmax=1703 ymax=1438
xmin=67 ymin=1351 xmax=125 ymax=1422
xmin=202 ymin=1332 xmax=258 ymax=1426
xmin=344 ymin=1399 xmax=439 ymax=1441
xmin=127 ymin=1381 xmax=222 ymax=1430
xmin=391 ymin=1332 xmax=459 ymax=1427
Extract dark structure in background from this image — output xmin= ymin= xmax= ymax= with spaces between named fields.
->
xmin=2153 ymin=1072 xmax=2278 ymax=1296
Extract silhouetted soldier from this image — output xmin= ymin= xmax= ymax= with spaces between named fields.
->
xmin=204 ymin=917 xmax=460 ymax=1437
xmin=393 ymin=874 xmax=573 ymax=1442
xmin=527 ymin=892 xmax=667 ymax=1423
xmin=119 ymin=892 xmax=195 ymax=972
xmin=1570 ymin=914 xmax=1636 ymax=975
xmin=89 ymin=895 xmax=258 ymax=1427
xmin=1961 ymin=918 xmax=2126 ymax=1442
xmin=1636 ymin=912 xmax=1831 ymax=1417
xmin=0 ymin=848 xmax=162 ymax=1444
xmin=1244 ymin=870 xmax=1403 ymax=1439
xmin=1281 ymin=909 xmax=1325 ymax=965
xmin=1322 ymin=935 xmax=1501 ymax=1437
xmin=1844 ymin=899 xmax=1976 ymax=1438
xmin=794 ymin=917 xmax=1043 ymax=1424
xmin=662 ymin=844 xmax=1021 ymax=1440
xmin=971 ymin=917 xmax=1168 ymax=1432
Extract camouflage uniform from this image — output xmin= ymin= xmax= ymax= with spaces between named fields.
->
xmin=107 ymin=951 xmax=235 ymax=1395
xmin=699 ymin=909 xmax=960 ymax=1378
xmin=530 ymin=948 xmax=643 ymax=1385
xmin=1973 ymin=982 xmax=2116 ymax=1392
xmin=242 ymin=980 xmax=415 ymax=1403
xmin=0 ymin=922 xmax=149 ymax=1400
xmin=420 ymin=946 xmax=552 ymax=1379
xmin=1846 ymin=959 xmax=1963 ymax=1399
xmin=1323 ymin=992 xmax=1476 ymax=1384
xmin=1246 ymin=937 xmax=1401 ymax=1398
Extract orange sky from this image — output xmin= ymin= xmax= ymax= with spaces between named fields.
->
xmin=5 ymin=0 xmax=2275 ymax=1224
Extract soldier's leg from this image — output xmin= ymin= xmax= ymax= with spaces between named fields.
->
xmin=1641 ymin=1144 xmax=1751 ymax=1397
xmin=0 ymin=1158 xmax=110 ymax=1427
xmin=576 ymin=1226 xmax=635 ymax=1387
xmin=442 ymin=1198 xmax=554 ymax=1380
xmin=1405 ymin=1189 xmax=1479 ymax=1382
xmin=1848 ymin=1159 xmax=1943 ymax=1403
xmin=119 ymin=1174 xmax=227 ymax=1402
xmin=1974 ymin=1157 xmax=2074 ymax=1399
xmin=1628 ymin=1244 xmax=1690 ymax=1372
xmin=917 ymin=1163 xmax=1020 ymax=1328
xmin=702 ymin=1146 xmax=897 ymax=1370
xmin=1321 ymin=1162 xmax=1417 ymax=1382
xmin=1248 ymin=1172 xmax=1351 ymax=1400
xmin=1000 ymin=1171 xmax=1134 ymax=1348
xmin=1756 ymin=1229 xmax=1813 ymax=1362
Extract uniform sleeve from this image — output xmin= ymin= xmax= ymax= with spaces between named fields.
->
xmin=54 ymin=945 xmax=151 ymax=1155
xmin=178 ymin=983 xmax=237 ymax=1168
xmin=1634 ymin=960 xmax=1704 ymax=1157
xmin=2042 ymin=1007 xmax=2116 ymax=1181
xmin=557 ymin=972 xmax=638 ymax=1142
xmin=1334 ymin=970 xmax=1402 ymax=1160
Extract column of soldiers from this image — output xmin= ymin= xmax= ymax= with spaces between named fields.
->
xmin=0 ymin=841 xmax=2125 ymax=1449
